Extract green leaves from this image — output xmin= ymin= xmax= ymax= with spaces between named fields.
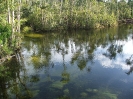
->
xmin=24 ymin=0 xmax=119 ymax=31
xmin=0 ymin=24 xmax=12 ymax=57
xmin=0 ymin=24 xmax=11 ymax=44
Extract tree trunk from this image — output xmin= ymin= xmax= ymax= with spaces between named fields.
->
xmin=67 ymin=0 xmax=72 ymax=29
xmin=7 ymin=0 xmax=11 ymax=24
xmin=60 ymin=0 xmax=63 ymax=24
xmin=11 ymin=0 xmax=15 ymax=37
xmin=17 ymin=0 xmax=21 ymax=34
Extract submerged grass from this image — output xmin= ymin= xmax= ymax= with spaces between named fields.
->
xmin=24 ymin=33 xmax=44 ymax=38
xmin=85 ymin=88 xmax=118 ymax=99
xmin=51 ymin=81 xmax=66 ymax=89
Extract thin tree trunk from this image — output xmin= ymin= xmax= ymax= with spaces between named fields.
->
xmin=7 ymin=0 xmax=11 ymax=24
xmin=17 ymin=0 xmax=21 ymax=34
xmin=67 ymin=0 xmax=72 ymax=29
xmin=86 ymin=0 xmax=89 ymax=28
xmin=12 ymin=0 xmax=15 ymax=37
xmin=60 ymin=0 xmax=63 ymax=24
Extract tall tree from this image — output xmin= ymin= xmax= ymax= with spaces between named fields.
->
xmin=17 ymin=0 xmax=21 ymax=34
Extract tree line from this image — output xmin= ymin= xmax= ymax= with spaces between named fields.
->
xmin=21 ymin=0 xmax=133 ymax=31
xmin=0 ymin=0 xmax=133 ymax=58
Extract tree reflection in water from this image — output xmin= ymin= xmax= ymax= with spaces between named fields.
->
xmin=125 ymin=55 xmax=133 ymax=75
xmin=61 ymin=48 xmax=70 ymax=84
xmin=0 ymin=56 xmax=34 ymax=99
xmin=1 ymin=25 xmax=133 ymax=99
xmin=103 ymin=44 xmax=123 ymax=59
xmin=102 ymin=25 xmax=133 ymax=75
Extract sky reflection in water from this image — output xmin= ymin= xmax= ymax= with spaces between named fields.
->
xmin=2 ymin=25 xmax=133 ymax=99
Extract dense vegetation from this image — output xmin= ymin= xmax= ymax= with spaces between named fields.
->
xmin=0 ymin=0 xmax=133 ymax=58
xmin=21 ymin=0 xmax=133 ymax=31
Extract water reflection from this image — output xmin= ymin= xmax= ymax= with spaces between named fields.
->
xmin=0 ymin=57 xmax=34 ymax=99
xmin=1 ymin=25 xmax=133 ymax=99
xmin=125 ymin=54 xmax=133 ymax=75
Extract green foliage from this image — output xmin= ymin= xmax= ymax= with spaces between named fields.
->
xmin=0 ymin=65 xmax=6 ymax=77
xmin=1 ymin=0 xmax=132 ymax=33
xmin=22 ymin=26 xmax=32 ymax=33
xmin=0 ymin=65 xmax=11 ymax=80
xmin=0 ymin=24 xmax=13 ymax=57
xmin=0 ymin=24 xmax=11 ymax=44
xmin=21 ymin=0 xmax=119 ymax=31
xmin=118 ymin=1 xmax=131 ymax=19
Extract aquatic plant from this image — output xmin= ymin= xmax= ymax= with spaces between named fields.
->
xmin=80 ymin=92 xmax=88 ymax=97
xmin=90 ymin=90 xmax=118 ymax=99
xmin=51 ymin=81 xmax=66 ymax=89
xmin=102 ymin=91 xmax=118 ymax=99
xmin=63 ymin=89 xmax=69 ymax=95
xmin=86 ymin=88 xmax=93 ymax=93
xmin=57 ymin=96 xmax=71 ymax=99
xmin=24 ymin=33 xmax=44 ymax=38
xmin=32 ymin=90 xmax=40 ymax=98
xmin=93 ymin=89 xmax=98 ymax=93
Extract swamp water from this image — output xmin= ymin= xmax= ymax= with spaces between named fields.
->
xmin=1 ymin=25 xmax=133 ymax=99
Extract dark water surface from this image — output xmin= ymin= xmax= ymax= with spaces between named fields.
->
xmin=1 ymin=25 xmax=133 ymax=99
